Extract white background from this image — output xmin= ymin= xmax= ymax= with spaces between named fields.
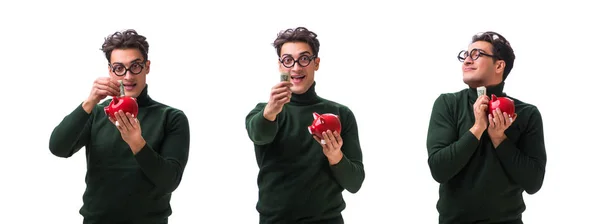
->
xmin=0 ymin=0 xmax=598 ymax=223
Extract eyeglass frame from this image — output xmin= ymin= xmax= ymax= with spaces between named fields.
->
xmin=278 ymin=54 xmax=317 ymax=68
xmin=109 ymin=60 xmax=148 ymax=76
xmin=457 ymin=48 xmax=499 ymax=62
xmin=458 ymin=32 xmax=510 ymax=63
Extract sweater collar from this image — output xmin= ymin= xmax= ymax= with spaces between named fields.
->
xmin=135 ymin=84 xmax=152 ymax=107
xmin=290 ymin=81 xmax=321 ymax=105
xmin=468 ymin=81 xmax=507 ymax=103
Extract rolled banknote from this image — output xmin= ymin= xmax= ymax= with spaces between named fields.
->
xmin=119 ymin=80 xmax=125 ymax=96
xmin=280 ymin=72 xmax=290 ymax=82
xmin=477 ymin=86 xmax=486 ymax=97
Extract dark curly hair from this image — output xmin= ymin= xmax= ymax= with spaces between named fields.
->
xmin=471 ymin=31 xmax=515 ymax=81
xmin=101 ymin=29 xmax=149 ymax=63
xmin=272 ymin=27 xmax=320 ymax=57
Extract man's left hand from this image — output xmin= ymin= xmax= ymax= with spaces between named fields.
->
xmin=109 ymin=110 xmax=146 ymax=154
xmin=313 ymin=130 xmax=343 ymax=165
xmin=488 ymin=108 xmax=518 ymax=148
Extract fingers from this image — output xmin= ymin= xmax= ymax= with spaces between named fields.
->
xmin=273 ymin=81 xmax=293 ymax=89
xmin=94 ymin=78 xmax=120 ymax=96
xmin=271 ymin=85 xmax=292 ymax=97
xmin=333 ymin=131 xmax=343 ymax=146
xmin=322 ymin=130 xmax=342 ymax=149
xmin=313 ymin=135 xmax=326 ymax=145
xmin=478 ymin=95 xmax=490 ymax=104
xmin=273 ymin=90 xmax=291 ymax=101
xmin=94 ymin=83 xmax=120 ymax=96
xmin=114 ymin=111 xmax=135 ymax=131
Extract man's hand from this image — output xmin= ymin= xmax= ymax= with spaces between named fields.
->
xmin=82 ymin=77 xmax=120 ymax=113
xmin=313 ymin=130 xmax=344 ymax=165
xmin=488 ymin=108 xmax=518 ymax=148
xmin=263 ymin=81 xmax=293 ymax=121
xmin=470 ymin=95 xmax=490 ymax=140
xmin=109 ymin=110 xmax=146 ymax=154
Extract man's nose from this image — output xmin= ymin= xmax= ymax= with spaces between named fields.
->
xmin=463 ymin=56 xmax=474 ymax=65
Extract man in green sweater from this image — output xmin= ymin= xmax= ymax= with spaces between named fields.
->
xmin=426 ymin=31 xmax=547 ymax=224
xmin=49 ymin=29 xmax=190 ymax=224
xmin=245 ymin=27 xmax=365 ymax=224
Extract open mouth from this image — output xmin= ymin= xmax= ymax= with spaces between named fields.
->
xmin=291 ymin=75 xmax=305 ymax=83
xmin=123 ymin=83 xmax=137 ymax=91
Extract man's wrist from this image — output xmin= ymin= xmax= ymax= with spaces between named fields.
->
xmin=328 ymin=152 xmax=344 ymax=165
xmin=129 ymin=137 xmax=147 ymax=155
xmin=469 ymin=125 xmax=486 ymax=140
xmin=490 ymin=134 xmax=507 ymax=148
xmin=263 ymin=109 xmax=276 ymax=122
xmin=81 ymin=99 xmax=98 ymax=114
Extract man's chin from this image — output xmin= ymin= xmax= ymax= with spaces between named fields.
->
xmin=124 ymin=91 xmax=140 ymax=98
xmin=291 ymin=86 xmax=308 ymax=95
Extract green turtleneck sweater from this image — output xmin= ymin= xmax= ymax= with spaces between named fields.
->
xmin=245 ymin=82 xmax=365 ymax=224
xmin=48 ymin=85 xmax=190 ymax=224
xmin=426 ymin=82 xmax=547 ymax=224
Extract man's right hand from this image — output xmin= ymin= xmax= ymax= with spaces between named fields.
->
xmin=82 ymin=77 xmax=120 ymax=114
xmin=263 ymin=81 xmax=293 ymax=121
xmin=470 ymin=95 xmax=490 ymax=140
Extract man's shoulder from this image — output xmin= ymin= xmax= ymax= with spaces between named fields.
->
xmin=507 ymin=95 xmax=541 ymax=116
xmin=434 ymin=88 xmax=470 ymax=105
xmin=319 ymin=97 xmax=354 ymax=114
xmin=149 ymin=100 xmax=188 ymax=121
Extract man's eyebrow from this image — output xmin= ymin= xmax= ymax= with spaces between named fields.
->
xmin=112 ymin=58 xmax=143 ymax=65
xmin=281 ymin=51 xmax=312 ymax=58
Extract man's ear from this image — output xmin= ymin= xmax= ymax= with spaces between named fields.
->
xmin=314 ymin=57 xmax=320 ymax=71
xmin=495 ymin=60 xmax=505 ymax=73
xmin=145 ymin=60 xmax=151 ymax=74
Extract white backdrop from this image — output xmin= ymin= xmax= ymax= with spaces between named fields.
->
xmin=0 ymin=0 xmax=598 ymax=223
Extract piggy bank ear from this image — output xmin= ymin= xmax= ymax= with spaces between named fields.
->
xmin=312 ymin=112 xmax=320 ymax=119
xmin=319 ymin=117 xmax=325 ymax=124
xmin=491 ymin=94 xmax=497 ymax=101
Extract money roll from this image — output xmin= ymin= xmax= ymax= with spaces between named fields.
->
xmin=280 ymin=72 xmax=290 ymax=82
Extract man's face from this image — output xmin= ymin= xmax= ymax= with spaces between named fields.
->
xmin=107 ymin=48 xmax=150 ymax=97
xmin=278 ymin=42 xmax=320 ymax=94
xmin=461 ymin=41 xmax=503 ymax=87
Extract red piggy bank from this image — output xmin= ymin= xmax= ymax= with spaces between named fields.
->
xmin=488 ymin=94 xmax=515 ymax=118
xmin=308 ymin=112 xmax=342 ymax=139
xmin=104 ymin=96 xmax=139 ymax=120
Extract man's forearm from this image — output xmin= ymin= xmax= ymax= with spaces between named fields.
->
xmin=427 ymin=130 xmax=480 ymax=183
xmin=49 ymin=104 xmax=93 ymax=158
xmin=134 ymin=144 xmax=186 ymax=193
xmin=494 ymin=138 xmax=546 ymax=194
xmin=330 ymin=155 xmax=364 ymax=193
xmin=245 ymin=107 xmax=279 ymax=145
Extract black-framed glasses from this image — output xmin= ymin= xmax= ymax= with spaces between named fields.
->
xmin=457 ymin=48 xmax=498 ymax=62
xmin=109 ymin=60 xmax=146 ymax=76
xmin=279 ymin=55 xmax=316 ymax=68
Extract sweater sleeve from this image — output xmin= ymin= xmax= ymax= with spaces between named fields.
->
xmin=426 ymin=94 xmax=481 ymax=183
xmin=329 ymin=108 xmax=365 ymax=193
xmin=134 ymin=110 xmax=190 ymax=194
xmin=48 ymin=103 xmax=93 ymax=158
xmin=494 ymin=106 xmax=547 ymax=194
xmin=245 ymin=103 xmax=280 ymax=146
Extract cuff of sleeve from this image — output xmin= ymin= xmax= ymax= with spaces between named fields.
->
xmin=72 ymin=103 xmax=94 ymax=121
xmin=256 ymin=108 xmax=279 ymax=132
xmin=330 ymin=154 xmax=351 ymax=173
xmin=134 ymin=144 xmax=159 ymax=173
xmin=494 ymin=138 xmax=517 ymax=161
xmin=461 ymin=130 xmax=481 ymax=149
